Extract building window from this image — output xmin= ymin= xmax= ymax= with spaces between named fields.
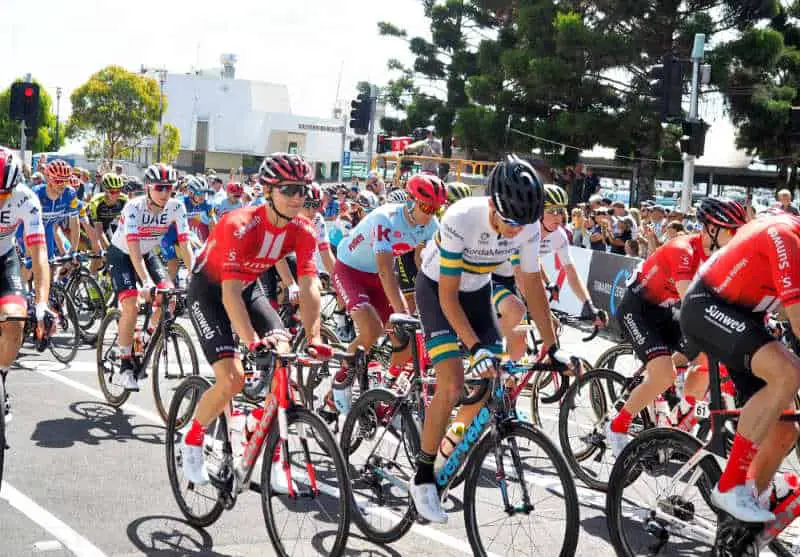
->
xmin=196 ymin=121 xmax=209 ymax=151
xmin=288 ymin=142 xmax=298 ymax=155
xmin=330 ymin=162 xmax=340 ymax=180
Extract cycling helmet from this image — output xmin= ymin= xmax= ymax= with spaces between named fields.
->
xmin=101 ymin=173 xmax=124 ymax=191
xmin=487 ymin=154 xmax=544 ymax=225
xmin=356 ymin=190 xmax=379 ymax=213
xmin=406 ymin=173 xmax=447 ymax=208
xmin=697 ymin=197 xmax=747 ymax=229
xmin=0 ymin=150 xmax=22 ymax=193
xmin=185 ymin=175 xmax=210 ymax=195
xmin=446 ymin=182 xmax=472 ymax=204
xmin=306 ymin=183 xmax=323 ymax=204
xmin=143 ymin=163 xmax=177 ymax=185
xmin=258 ymin=153 xmax=313 ymax=186
xmin=387 ymin=189 xmax=408 ymax=203
xmin=45 ymin=159 xmax=73 ymax=183
xmin=226 ymin=181 xmax=244 ymax=196
xmin=32 ymin=171 xmax=45 ymax=182
xmin=124 ymin=176 xmax=144 ymax=195
xmin=544 ymin=184 xmax=568 ymax=208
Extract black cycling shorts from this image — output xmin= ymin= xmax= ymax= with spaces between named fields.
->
xmin=187 ymin=270 xmax=286 ymax=365
xmin=617 ymin=286 xmax=685 ymax=364
xmin=0 ymin=248 xmax=26 ymax=308
xmin=107 ymin=244 xmax=171 ymax=303
xmin=260 ymin=255 xmax=298 ymax=301
xmin=395 ymin=251 xmax=418 ymax=293
xmin=415 ymin=273 xmax=501 ymax=366
xmin=680 ymin=280 xmax=773 ymax=404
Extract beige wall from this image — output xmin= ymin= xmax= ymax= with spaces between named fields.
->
xmin=266 ymin=131 xmax=306 ymax=154
xmin=205 ymin=152 xmax=244 ymax=171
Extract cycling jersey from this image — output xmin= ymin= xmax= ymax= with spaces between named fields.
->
xmin=493 ymin=224 xmax=573 ymax=278
xmin=193 ymin=204 xmax=317 ymax=285
xmin=20 ymin=184 xmax=79 ymax=257
xmin=419 ymin=197 xmax=540 ymax=292
xmin=337 ymin=203 xmax=438 ymax=274
xmin=87 ymin=192 xmax=127 ymax=234
xmin=309 ymin=212 xmax=329 ymax=251
xmin=213 ymin=197 xmax=242 ymax=219
xmin=160 ymin=195 xmax=215 ymax=258
xmin=0 ymin=184 xmax=44 ymax=256
xmin=698 ymin=213 xmax=800 ymax=312
xmin=110 ymin=196 xmax=189 ymax=256
xmin=629 ymin=233 xmax=706 ymax=307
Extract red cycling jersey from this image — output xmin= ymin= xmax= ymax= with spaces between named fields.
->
xmin=630 ymin=233 xmax=707 ymax=307
xmin=699 ymin=213 xmax=800 ymax=312
xmin=194 ymin=204 xmax=317 ymax=284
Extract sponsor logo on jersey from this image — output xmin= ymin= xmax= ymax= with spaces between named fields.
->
xmin=391 ymin=242 xmax=413 ymax=256
xmin=349 ymin=233 xmax=365 ymax=251
xmin=623 ymin=313 xmax=646 ymax=345
xmin=141 ymin=211 xmax=169 ymax=226
xmin=374 ymin=225 xmax=391 ymax=243
xmin=393 ymin=230 xmax=402 ymax=238
xmin=443 ymin=223 xmax=464 ymax=241
xmin=233 ymin=215 xmax=261 ymax=239
xmin=479 ymin=232 xmax=490 ymax=243
xmin=704 ymin=304 xmax=747 ymax=333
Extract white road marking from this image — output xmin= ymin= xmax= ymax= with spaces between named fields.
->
xmin=1 ymin=483 xmax=107 ymax=557
xmin=33 ymin=540 xmax=65 ymax=552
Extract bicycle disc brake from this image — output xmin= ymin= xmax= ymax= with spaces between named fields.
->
xmin=713 ymin=515 xmax=760 ymax=557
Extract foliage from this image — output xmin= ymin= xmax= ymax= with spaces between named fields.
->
xmin=0 ymin=78 xmax=64 ymax=153
xmin=160 ymin=123 xmax=181 ymax=163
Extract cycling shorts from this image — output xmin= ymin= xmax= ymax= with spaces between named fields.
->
xmin=395 ymin=250 xmax=418 ymax=293
xmin=332 ymin=260 xmax=392 ymax=324
xmin=415 ymin=273 xmax=502 ymax=366
xmin=187 ymin=271 xmax=285 ymax=365
xmin=680 ymin=280 xmax=773 ymax=404
xmin=617 ymin=286 xmax=685 ymax=364
xmin=260 ymin=255 xmax=298 ymax=302
xmin=106 ymin=244 xmax=171 ymax=303
xmin=0 ymin=248 xmax=26 ymax=308
xmin=491 ymin=273 xmax=518 ymax=315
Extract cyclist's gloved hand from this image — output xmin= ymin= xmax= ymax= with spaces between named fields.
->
xmin=287 ymin=283 xmax=300 ymax=304
xmin=766 ymin=316 xmax=784 ymax=339
xmin=248 ymin=329 xmax=293 ymax=354
xmin=581 ymin=300 xmax=608 ymax=326
xmin=546 ymin=343 xmax=581 ymax=376
xmin=35 ymin=302 xmax=49 ymax=322
xmin=307 ymin=342 xmax=333 ymax=360
xmin=468 ymin=344 xmax=496 ymax=377
xmin=545 ymin=282 xmax=560 ymax=303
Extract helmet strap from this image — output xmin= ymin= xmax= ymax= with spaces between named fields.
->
xmin=147 ymin=189 xmax=165 ymax=211
xmin=267 ymin=197 xmax=293 ymax=225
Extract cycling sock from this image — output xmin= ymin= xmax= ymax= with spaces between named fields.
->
xmin=185 ymin=418 xmax=205 ymax=446
xmin=684 ymin=395 xmax=697 ymax=407
xmin=610 ymin=408 xmax=633 ymax=434
xmin=414 ymin=450 xmax=436 ymax=485
xmin=718 ymin=432 xmax=757 ymax=492
xmin=120 ymin=345 xmax=132 ymax=359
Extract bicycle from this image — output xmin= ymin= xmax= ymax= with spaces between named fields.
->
xmin=0 ymin=314 xmax=28 ymax=490
xmin=51 ymin=251 xmax=108 ymax=345
xmin=165 ymin=350 xmax=352 ymax=557
xmin=96 ymin=286 xmax=198 ymax=422
xmin=21 ymin=279 xmax=80 ymax=364
xmin=605 ymin=358 xmax=799 ymax=556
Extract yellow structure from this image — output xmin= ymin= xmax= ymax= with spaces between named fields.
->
xmin=371 ymin=153 xmax=497 ymax=189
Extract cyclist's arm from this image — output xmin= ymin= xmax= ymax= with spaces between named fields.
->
xmin=676 ymin=280 xmax=690 ymax=300
xmin=519 ymin=271 xmax=557 ymax=348
xmin=414 ymin=243 xmax=424 ymax=269
xmin=275 ymin=258 xmax=296 ymax=290
xmin=221 ymin=278 xmax=258 ymax=345
xmin=94 ymin=223 xmax=109 ymax=249
xmin=177 ymin=238 xmax=194 ymax=275
xmin=565 ymin=264 xmax=592 ymax=303
xmin=539 ymin=262 xmax=551 ymax=285
xmin=439 ymin=273 xmax=480 ymax=350
xmin=319 ymin=247 xmax=336 ymax=275
xmin=28 ymin=242 xmax=50 ymax=307
xmin=376 ymin=251 xmax=408 ymax=314
xmin=298 ymin=274 xmax=323 ymax=345
xmin=68 ymin=215 xmax=79 ymax=252
xmin=54 ymin=226 xmax=67 ymax=255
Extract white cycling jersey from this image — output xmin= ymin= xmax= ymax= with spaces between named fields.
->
xmin=493 ymin=224 xmax=573 ymax=278
xmin=111 ymin=196 xmax=189 ymax=255
xmin=0 ymin=184 xmax=45 ymax=256
xmin=419 ymin=196 xmax=540 ymax=292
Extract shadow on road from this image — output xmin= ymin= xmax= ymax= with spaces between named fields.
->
xmin=312 ymin=531 xmax=404 ymax=557
xmin=30 ymin=401 xmax=164 ymax=448
xmin=126 ymin=515 xmax=230 ymax=556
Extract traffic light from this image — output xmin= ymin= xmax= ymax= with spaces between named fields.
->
xmin=9 ymin=82 xmax=40 ymax=128
xmin=349 ymin=138 xmax=364 ymax=152
xmin=376 ymin=134 xmax=392 ymax=154
xmin=349 ymin=92 xmax=371 ymax=135
xmin=648 ymin=54 xmax=683 ymax=122
xmin=680 ymin=119 xmax=709 ymax=157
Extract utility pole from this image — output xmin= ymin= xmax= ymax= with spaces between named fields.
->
xmin=365 ymin=84 xmax=378 ymax=174
xmin=680 ymin=34 xmax=705 ymax=213
xmin=339 ymin=104 xmax=347 ymax=182
xmin=54 ymin=87 xmax=62 ymax=151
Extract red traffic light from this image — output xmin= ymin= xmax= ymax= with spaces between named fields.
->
xmin=24 ymin=87 xmax=34 ymax=97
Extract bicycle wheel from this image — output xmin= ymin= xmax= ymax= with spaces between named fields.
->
xmin=152 ymin=323 xmax=200 ymax=423
xmin=261 ymin=406 xmax=350 ymax=557
xmin=0 ymin=377 xmax=5 ymax=489
xmin=67 ymin=271 xmax=105 ymax=345
xmin=595 ymin=343 xmax=643 ymax=376
xmin=463 ymin=421 xmax=580 ymax=557
xmin=339 ymin=388 xmax=418 ymax=544
xmin=165 ymin=376 xmax=225 ymax=527
xmin=558 ymin=367 xmax=646 ymax=491
xmin=606 ymin=427 xmax=721 ymax=556
xmin=48 ymin=285 xmax=80 ymax=363
xmin=95 ymin=309 xmax=130 ymax=407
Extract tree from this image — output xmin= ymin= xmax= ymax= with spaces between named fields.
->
xmin=160 ymin=124 xmax=181 ymax=164
xmin=67 ymin=65 xmax=162 ymax=163
xmin=0 ymin=78 xmax=63 ymax=153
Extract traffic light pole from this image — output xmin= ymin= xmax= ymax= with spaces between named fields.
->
xmin=19 ymin=119 xmax=26 ymax=158
xmin=365 ymin=84 xmax=378 ymax=177
xmin=680 ymin=33 xmax=705 ymax=213
xmin=339 ymin=108 xmax=347 ymax=181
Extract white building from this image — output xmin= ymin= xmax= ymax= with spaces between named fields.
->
xmin=138 ymin=56 xmax=364 ymax=181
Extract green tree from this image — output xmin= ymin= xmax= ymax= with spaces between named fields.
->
xmin=67 ymin=65 xmax=162 ymax=163
xmin=0 ymin=79 xmax=63 ymax=153
xmin=160 ymin=123 xmax=181 ymax=164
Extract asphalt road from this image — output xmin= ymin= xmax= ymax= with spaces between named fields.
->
xmin=0 ymin=322 xmax=793 ymax=557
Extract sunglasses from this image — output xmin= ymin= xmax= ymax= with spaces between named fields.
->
xmin=304 ymin=200 xmax=321 ymax=209
xmin=276 ymin=184 xmax=307 ymax=197
xmin=415 ymin=202 xmax=437 ymax=215
xmin=107 ymin=189 xmax=122 ymax=194
xmin=545 ymin=207 xmax=565 ymax=215
xmin=152 ymin=184 xmax=173 ymax=193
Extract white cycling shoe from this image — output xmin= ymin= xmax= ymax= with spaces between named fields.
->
xmin=180 ymin=440 xmax=209 ymax=485
xmin=711 ymin=483 xmax=775 ymax=523
xmin=604 ymin=421 xmax=630 ymax=458
xmin=113 ymin=370 xmax=139 ymax=392
xmin=410 ymin=482 xmax=447 ymax=524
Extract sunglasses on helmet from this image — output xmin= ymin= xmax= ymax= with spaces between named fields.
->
xmin=276 ymin=183 xmax=307 ymax=197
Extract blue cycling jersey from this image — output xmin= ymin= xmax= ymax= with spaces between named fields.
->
xmin=214 ymin=197 xmax=243 ymax=219
xmin=337 ymin=203 xmax=438 ymax=274
xmin=160 ymin=195 xmax=214 ymax=259
xmin=17 ymin=184 xmax=79 ymax=257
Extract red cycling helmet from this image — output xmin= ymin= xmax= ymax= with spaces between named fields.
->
xmin=226 ymin=181 xmax=244 ymax=196
xmin=45 ymin=159 xmax=73 ymax=183
xmin=697 ymin=197 xmax=747 ymax=229
xmin=0 ymin=150 xmax=22 ymax=194
xmin=258 ymin=153 xmax=314 ymax=186
xmin=305 ymin=182 xmax=322 ymax=204
xmin=406 ymin=173 xmax=447 ymax=209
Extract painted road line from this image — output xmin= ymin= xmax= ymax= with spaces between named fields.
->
xmin=20 ymin=359 xmax=215 ymax=376
xmin=1 ymin=482 xmax=107 ymax=557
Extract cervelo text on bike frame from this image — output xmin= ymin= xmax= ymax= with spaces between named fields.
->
xmin=436 ymin=405 xmax=491 ymax=487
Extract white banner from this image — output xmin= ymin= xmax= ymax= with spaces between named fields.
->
xmin=540 ymin=246 xmax=593 ymax=317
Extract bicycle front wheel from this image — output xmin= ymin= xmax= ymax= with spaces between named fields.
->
xmin=95 ymin=310 xmax=130 ymax=407
xmin=49 ymin=285 xmax=80 ymax=363
xmin=152 ymin=323 xmax=200 ymax=423
xmin=261 ymin=406 xmax=350 ymax=557
xmin=67 ymin=271 xmax=105 ymax=345
xmin=463 ymin=422 xmax=579 ymax=557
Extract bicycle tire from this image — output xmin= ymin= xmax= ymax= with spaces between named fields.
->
xmin=152 ymin=323 xmax=200 ymax=423
xmin=0 ymin=377 xmax=5 ymax=489
xmin=594 ymin=343 xmax=639 ymax=371
xmin=67 ymin=271 xmax=105 ymax=345
xmin=339 ymin=388 xmax=418 ymax=544
xmin=49 ymin=284 xmax=80 ymax=364
xmin=261 ymin=406 xmax=351 ymax=557
xmin=95 ymin=310 xmax=130 ymax=407
xmin=463 ymin=421 xmax=580 ymax=557
xmin=165 ymin=376 xmax=225 ymax=527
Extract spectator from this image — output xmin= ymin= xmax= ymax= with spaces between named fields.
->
xmin=365 ymin=171 xmax=385 ymax=196
xmin=629 ymin=207 xmax=642 ymax=233
xmin=348 ymin=184 xmax=359 ymax=200
xmin=776 ymin=189 xmax=799 ymax=215
xmin=665 ymin=221 xmax=686 ymax=240
xmin=210 ymin=176 xmax=225 ymax=204
xmin=601 ymin=197 xmax=613 ymax=208
xmin=569 ymin=208 xmax=589 ymax=248
xmin=624 ymin=239 xmax=640 ymax=258
xmin=589 ymin=210 xmax=608 ymax=251
xmin=322 ymin=187 xmax=339 ymax=220
xmin=644 ymin=204 xmax=668 ymax=254
xmin=403 ymin=126 xmax=442 ymax=174
xmin=114 ymin=163 xmax=124 ymax=175
xmin=588 ymin=194 xmax=603 ymax=212
xmin=584 ymin=169 xmax=600 ymax=202
xmin=605 ymin=213 xmax=632 ymax=255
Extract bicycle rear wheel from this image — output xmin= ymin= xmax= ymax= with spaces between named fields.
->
xmin=152 ymin=323 xmax=200 ymax=423
xmin=463 ymin=421 xmax=579 ymax=557
xmin=0 ymin=376 xmax=5 ymax=489
xmin=261 ymin=406 xmax=350 ymax=557
xmin=95 ymin=310 xmax=130 ymax=407
xmin=49 ymin=285 xmax=80 ymax=363
xmin=67 ymin=272 xmax=105 ymax=345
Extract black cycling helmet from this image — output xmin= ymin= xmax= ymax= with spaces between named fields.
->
xmin=697 ymin=197 xmax=747 ymax=230
xmin=124 ymin=176 xmax=144 ymax=195
xmin=487 ymin=154 xmax=544 ymax=225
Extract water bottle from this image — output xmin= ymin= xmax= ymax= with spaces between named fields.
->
xmin=654 ymin=395 xmax=670 ymax=426
xmin=332 ymin=368 xmax=352 ymax=414
xmin=434 ymin=422 xmax=465 ymax=471
xmin=133 ymin=326 xmax=144 ymax=357
xmin=245 ymin=407 xmax=265 ymax=442
xmin=229 ymin=409 xmax=246 ymax=457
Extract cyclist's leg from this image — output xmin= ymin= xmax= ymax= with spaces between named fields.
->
xmin=0 ymin=250 xmax=28 ymax=418
xmin=144 ymin=252 xmax=173 ymax=329
xmin=107 ymin=246 xmax=140 ymax=387
xmin=332 ymin=261 xmax=383 ymax=355
xmin=493 ymin=284 xmax=526 ymax=360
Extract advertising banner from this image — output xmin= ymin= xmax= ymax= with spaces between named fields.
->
xmin=585 ymin=250 xmax=641 ymax=339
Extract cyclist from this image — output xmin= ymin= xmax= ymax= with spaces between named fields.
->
xmin=107 ymin=164 xmax=192 ymax=391
xmin=492 ymin=184 xmax=605 ymax=359
xmin=88 ymin=173 xmax=128 ymax=251
xmin=0 ymin=150 xmax=50 ymax=420
xmin=410 ymin=155 xmax=576 ymax=522
xmin=181 ymin=153 xmax=331 ymax=489
xmin=214 ymin=181 xmax=244 ymax=218
xmin=300 ymin=183 xmax=335 ymax=275
xmin=606 ymin=197 xmax=747 ymax=454
xmin=679 ymin=211 xmax=800 ymax=522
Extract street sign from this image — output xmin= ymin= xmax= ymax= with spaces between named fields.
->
xmin=343 ymin=151 xmax=351 ymax=166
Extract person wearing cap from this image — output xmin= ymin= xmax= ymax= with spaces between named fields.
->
xmin=402 ymin=125 xmax=443 ymax=174
xmin=365 ymin=171 xmax=385 ymax=197
xmin=213 ymin=181 xmax=244 ymax=219
xmin=644 ymin=204 xmax=668 ymax=254
xmin=588 ymin=194 xmax=603 ymax=212
xmin=30 ymin=172 xmax=45 ymax=187
xmin=589 ymin=208 xmax=608 ymax=251
xmin=249 ymin=182 xmax=266 ymax=207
